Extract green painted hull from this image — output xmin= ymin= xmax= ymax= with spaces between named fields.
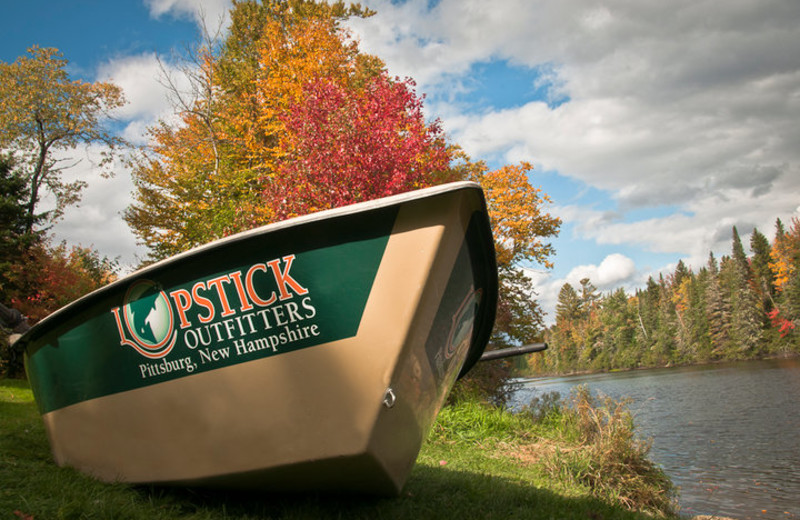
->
xmin=18 ymin=181 xmax=497 ymax=495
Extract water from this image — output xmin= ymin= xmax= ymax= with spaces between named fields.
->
xmin=511 ymin=358 xmax=800 ymax=519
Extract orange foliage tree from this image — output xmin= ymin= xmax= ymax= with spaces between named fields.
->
xmin=452 ymin=157 xmax=561 ymax=348
xmin=126 ymin=0 xmax=382 ymax=259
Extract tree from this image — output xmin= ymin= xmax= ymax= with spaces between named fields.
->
xmin=452 ymin=159 xmax=560 ymax=350
xmin=706 ymin=254 xmax=731 ymax=357
xmin=126 ymin=0 xmax=382 ymax=259
xmin=6 ymin=242 xmax=118 ymax=323
xmin=551 ymin=283 xmax=581 ymax=372
xmin=719 ymin=249 xmax=763 ymax=357
xmin=0 ymin=154 xmax=43 ymax=300
xmin=268 ymin=74 xmax=454 ymax=219
xmin=750 ymin=227 xmax=776 ymax=325
xmin=769 ymin=218 xmax=800 ymax=344
xmin=600 ymin=289 xmax=637 ymax=370
xmin=1 ymin=241 xmax=118 ymax=377
xmin=0 ymin=47 xmax=127 ymax=233
xmin=731 ymin=226 xmax=750 ymax=275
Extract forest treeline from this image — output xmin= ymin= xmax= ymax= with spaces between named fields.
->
xmin=527 ymin=218 xmax=800 ymax=375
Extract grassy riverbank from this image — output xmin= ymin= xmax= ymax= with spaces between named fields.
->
xmin=1 ymin=378 xmax=677 ymax=519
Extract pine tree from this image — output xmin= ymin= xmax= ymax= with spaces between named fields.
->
xmin=552 ymin=283 xmax=581 ymax=372
xmin=653 ymin=276 xmax=677 ymax=364
xmin=0 ymin=154 xmax=42 ymax=301
xmin=635 ymin=277 xmax=661 ymax=365
xmin=750 ymin=227 xmax=776 ymax=323
xmin=706 ymin=253 xmax=731 ymax=358
xmin=731 ymin=226 xmax=750 ymax=274
xmin=673 ymin=259 xmax=690 ymax=287
xmin=691 ymin=267 xmax=713 ymax=361
xmin=720 ymin=239 xmax=763 ymax=358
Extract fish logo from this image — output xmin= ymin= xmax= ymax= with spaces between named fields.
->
xmin=111 ymin=280 xmax=178 ymax=359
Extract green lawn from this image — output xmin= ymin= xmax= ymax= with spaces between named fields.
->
xmin=1 ymin=378 xmax=677 ymax=520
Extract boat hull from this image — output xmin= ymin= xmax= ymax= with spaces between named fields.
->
xmin=20 ymin=182 xmax=497 ymax=495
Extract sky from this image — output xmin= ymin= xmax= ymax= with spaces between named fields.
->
xmin=3 ymin=0 xmax=800 ymax=322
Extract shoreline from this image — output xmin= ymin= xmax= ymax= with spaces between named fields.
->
xmin=517 ymin=351 xmax=800 ymax=381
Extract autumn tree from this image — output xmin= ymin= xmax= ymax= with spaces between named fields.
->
xmin=268 ymin=74 xmax=454 ymax=219
xmin=769 ymin=218 xmax=800 ymax=343
xmin=0 ymin=46 xmax=127 ymax=233
xmin=5 ymin=242 xmax=118 ymax=323
xmin=1 ymin=241 xmax=118 ymax=377
xmin=450 ymin=159 xmax=560 ymax=350
xmin=126 ymin=0 xmax=381 ymax=259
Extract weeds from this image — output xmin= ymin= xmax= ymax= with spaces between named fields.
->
xmin=432 ymin=384 xmax=678 ymax=517
xmin=539 ymin=385 xmax=678 ymax=517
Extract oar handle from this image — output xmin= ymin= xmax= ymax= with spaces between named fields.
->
xmin=478 ymin=342 xmax=547 ymax=362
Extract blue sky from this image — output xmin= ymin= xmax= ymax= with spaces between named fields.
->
xmin=3 ymin=0 xmax=800 ymax=321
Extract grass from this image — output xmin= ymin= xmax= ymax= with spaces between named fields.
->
xmin=1 ymin=378 xmax=678 ymax=520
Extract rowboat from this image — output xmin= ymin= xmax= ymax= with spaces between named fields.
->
xmin=17 ymin=181 xmax=498 ymax=495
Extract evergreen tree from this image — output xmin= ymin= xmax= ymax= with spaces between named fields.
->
xmin=601 ymin=289 xmax=637 ymax=370
xmin=720 ymin=248 xmax=763 ymax=357
xmin=556 ymin=283 xmax=580 ymax=324
xmin=775 ymin=218 xmax=786 ymax=241
xmin=707 ymin=256 xmax=732 ymax=357
xmin=635 ymin=277 xmax=661 ymax=365
xmin=731 ymin=226 xmax=750 ymax=274
xmin=552 ymin=283 xmax=581 ymax=372
xmin=578 ymin=277 xmax=600 ymax=315
xmin=673 ymin=259 xmax=690 ymax=287
xmin=653 ymin=277 xmax=677 ymax=364
xmin=0 ymin=154 xmax=42 ymax=301
xmin=750 ymin=227 xmax=776 ymax=321
xmin=691 ymin=268 xmax=713 ymax=361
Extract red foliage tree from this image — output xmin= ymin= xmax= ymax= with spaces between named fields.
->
xmin=7 ymin=242 xmax=117 ymax=322
xmin=267 ymin=74 xmax=455 ymax=219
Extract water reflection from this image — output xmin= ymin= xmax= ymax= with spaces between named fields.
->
xmin=511 ymin=358 xmax=800 ymax=520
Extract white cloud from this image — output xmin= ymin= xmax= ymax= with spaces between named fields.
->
xmin=39 ymin=146 xmax=143 ymax=271
xmin=97 ymin=53 xmax=178 ymax=145
xmin=524 ymin=253 xmax=642 ymax=325
xmin=145 ymin=0 xmax=230 ymax=28
xmin=565 ymin=254 xmax=637 ymax=290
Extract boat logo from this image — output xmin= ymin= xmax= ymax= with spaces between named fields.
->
xmin=111 ymin=279 xmax=178 ymax=359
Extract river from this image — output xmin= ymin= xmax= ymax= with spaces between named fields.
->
xmin=511 ymin=358 xmax=800 ymax=519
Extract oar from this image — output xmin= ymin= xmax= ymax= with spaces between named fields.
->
xmin=478 ymin=342 xmax=547 ymax=362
